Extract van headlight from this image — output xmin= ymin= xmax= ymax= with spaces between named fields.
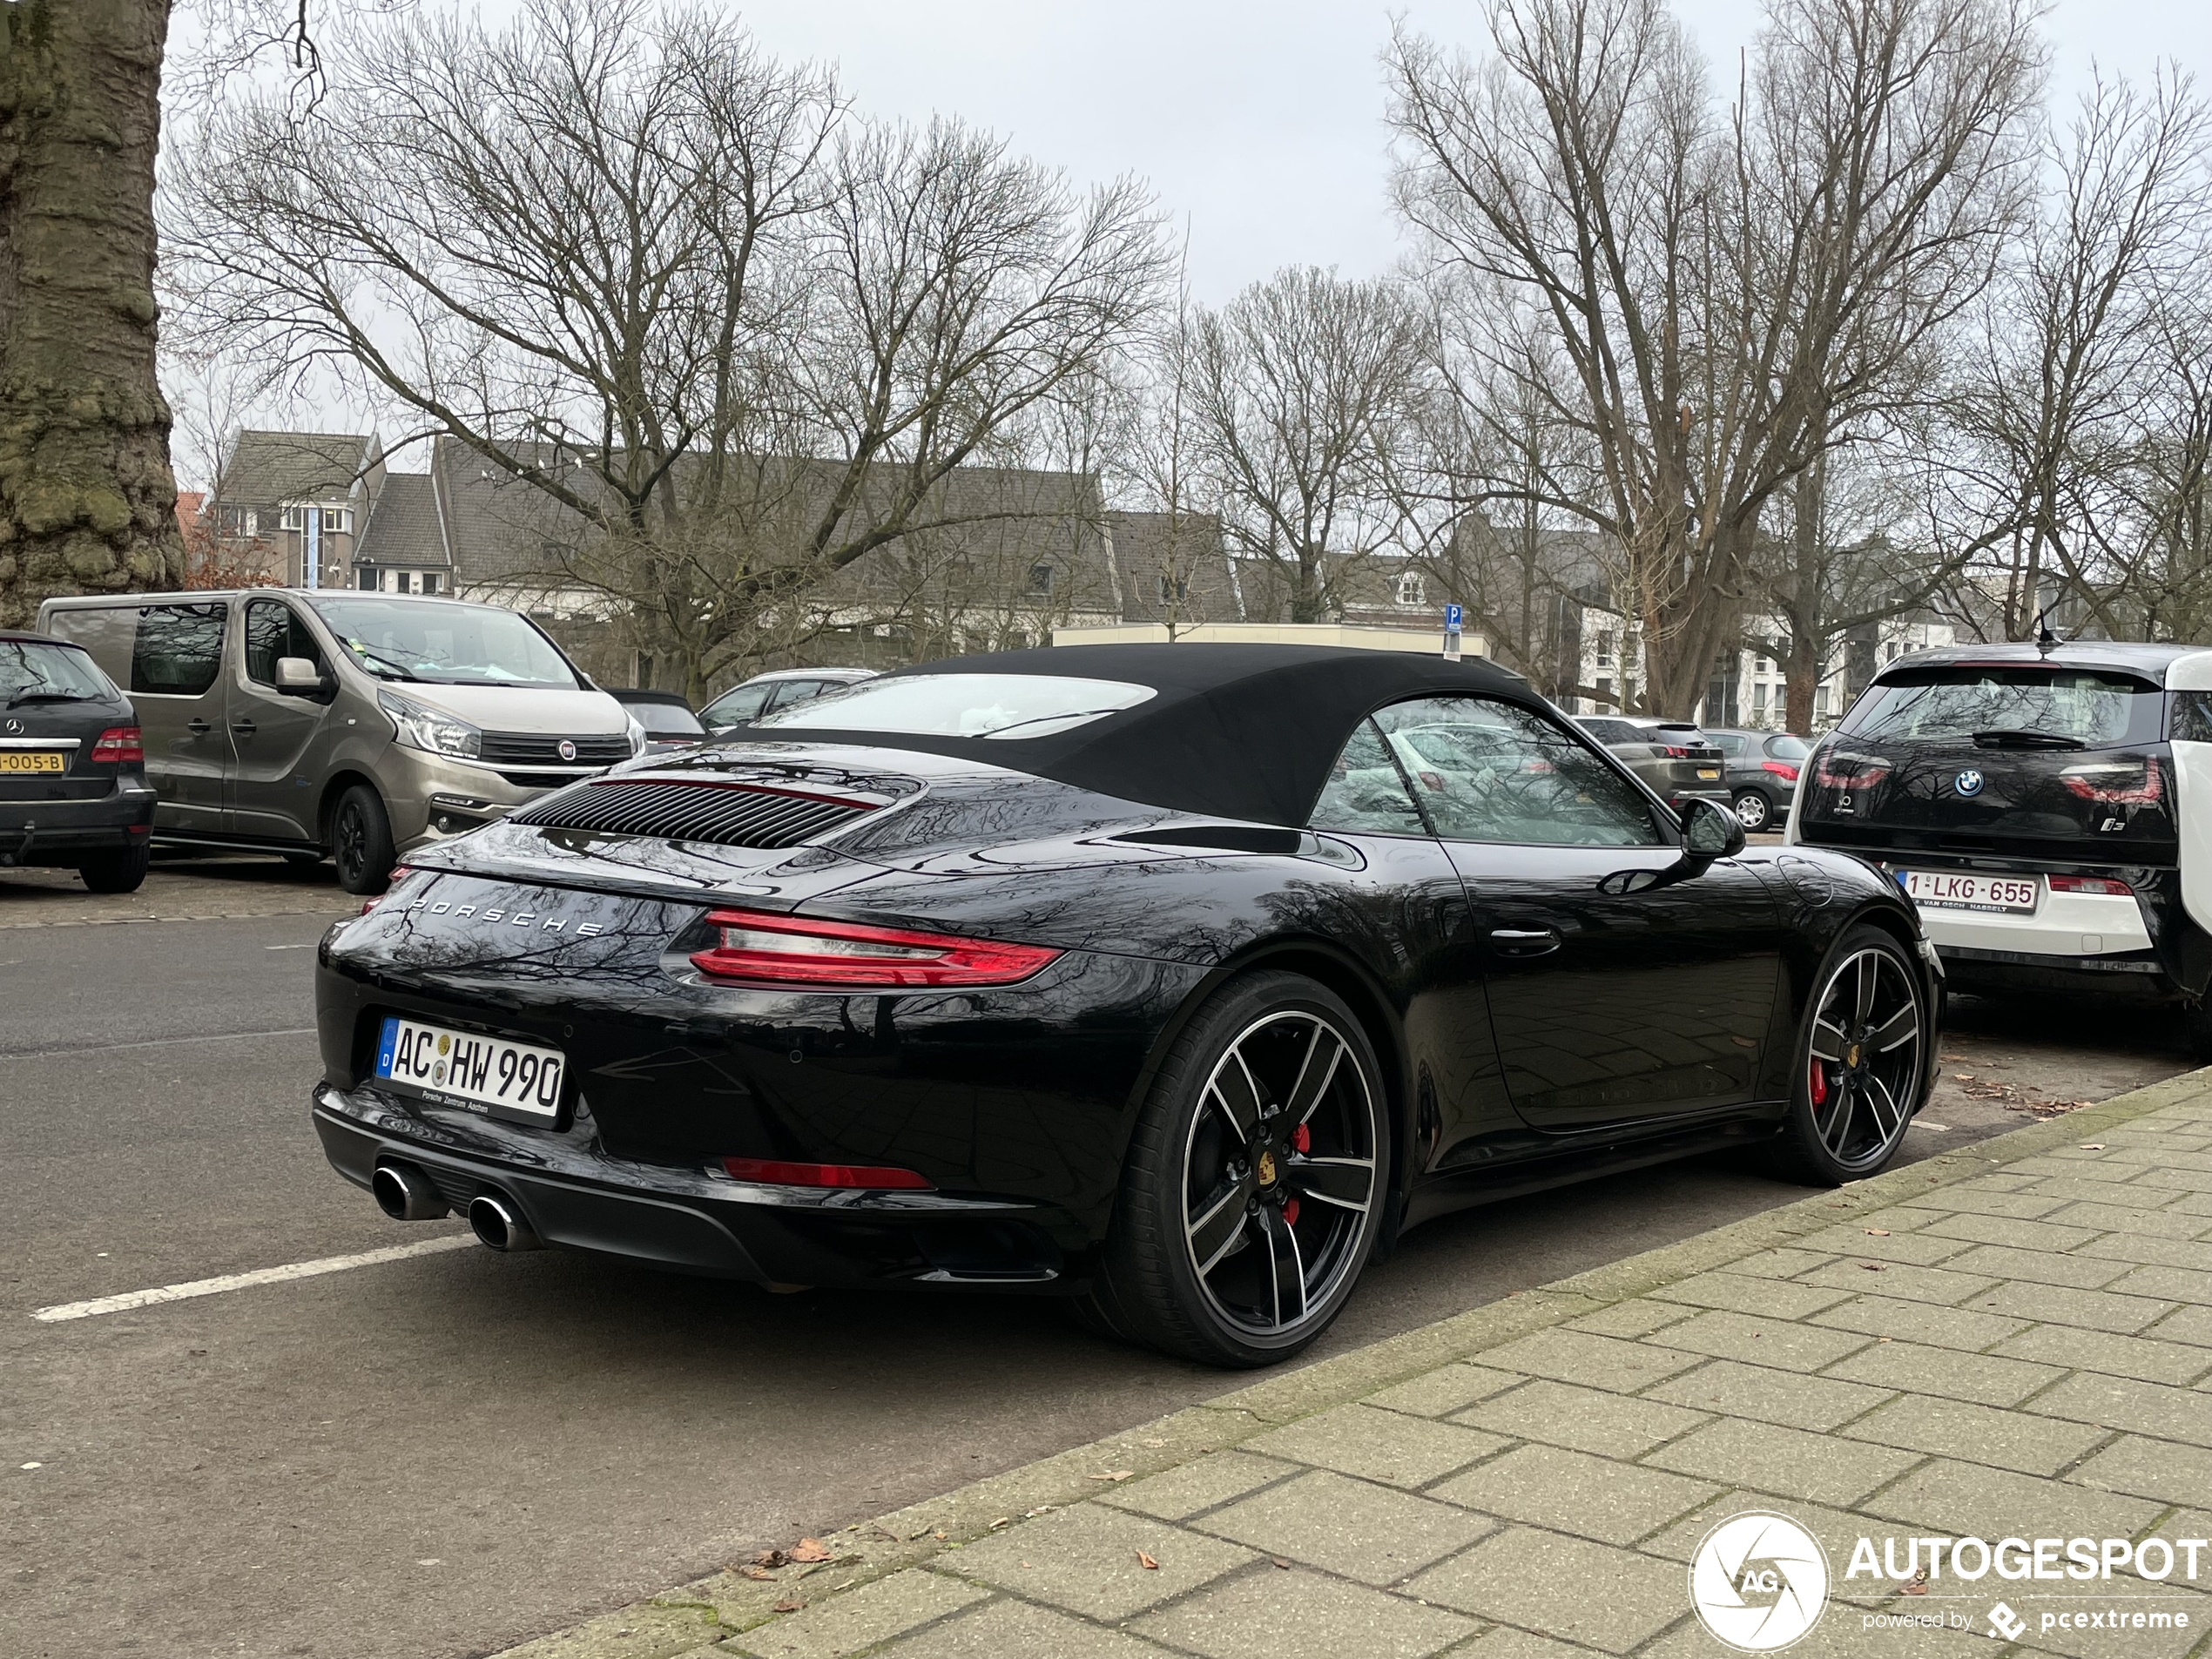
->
xmin=624 ymin=712 xmax=648 ymax=756
xmin=379 ymin=689 xmax=482 ymax=759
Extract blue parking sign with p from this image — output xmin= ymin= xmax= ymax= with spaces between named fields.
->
xmin=1444 ymin=604 xmax=1463 ymax=631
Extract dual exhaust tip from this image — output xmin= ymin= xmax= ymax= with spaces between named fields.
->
xmin=371 ymin=1161 xmax=543 ymax=1252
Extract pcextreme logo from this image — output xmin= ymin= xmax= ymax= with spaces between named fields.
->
xmin=1690 ymin=1511 xmax=1831 ymax=1652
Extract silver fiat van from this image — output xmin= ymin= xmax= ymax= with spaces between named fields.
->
xmin=37 ymin=590 xmax=641 ymax=894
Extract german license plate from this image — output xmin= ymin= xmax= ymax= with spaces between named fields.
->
xmin=374 ymin=1015 xmax=564 ymax=1122
xmin=0 ymin=751 xmax=65 ymax=773
xmin=1902 ymin=870 xmax=2040 ymax=914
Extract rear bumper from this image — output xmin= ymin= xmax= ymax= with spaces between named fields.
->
xmin=0 ymin=784 xmax=157 ymax=866
xmin=311 ymin=1083 xmax=1080 ymax=1291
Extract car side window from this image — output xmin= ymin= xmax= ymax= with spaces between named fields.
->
xmin=1581 ymin=718 xmax=1628 ymax=744
xmin=703 ymin=684 xmax=772 ymax=726
xmin=1309 ymin=718 xmax=1428 ymax=836
xmin=1372 ymin=697 xmax=1666 ymax=847
xmin=131 ymin=603 xmax=227 ymax=696
xmin=761 ymin=678 xmax=825 ymax=714
xmin=1712 ymin=733 xmax=1746 ymax=757
xmin=243 ymin=599 xmax=326 ymax=687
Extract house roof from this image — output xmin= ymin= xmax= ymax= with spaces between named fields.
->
xmin=1103 ymin=510 xmax=1240 ymax=624
xmin=223 ymin=430 xmax=375 ymax=506
xmin=354 ymin=472 xmax=448 ymax=569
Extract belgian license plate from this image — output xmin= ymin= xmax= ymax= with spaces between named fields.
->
xmin=374 ymin=1015 xmax=564 ymax=1122
xmin=0 ymin=751 xmax=65 ymax=773
xmin=1903 ymin=870 xmax=2040 ymax=914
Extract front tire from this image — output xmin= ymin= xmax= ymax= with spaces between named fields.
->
xmin=1732 ymin=789 xmax=1773 ymax=831
xmin=331 ymin=785 xmax=395 ymax=895
xmin=78 ymin=840 xmax=151 ymax=894
xmin=1769 ymin=924 xmax=1927 ymax=1184
xmin=1086 ymin=971 xmax=1387 ymax=1367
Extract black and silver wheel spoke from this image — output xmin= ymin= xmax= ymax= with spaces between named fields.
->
xmin=1870 ymin=1001 xmax=1919 ymax=1053
xmin=1809 ymin=1018 xmax=1849 ymax=1063
xmin=1181 ymin=1008 xmax=1376 ymax=1339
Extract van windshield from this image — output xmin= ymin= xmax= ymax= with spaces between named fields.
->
xmin=1841 ymin=666 xmax=2162 ymax=748
xmin=305 ymin=598 xmax=579 ymax=688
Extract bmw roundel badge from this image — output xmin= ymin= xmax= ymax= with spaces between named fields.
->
xmin=557 ymin=738 xmax=577 ymax=761
xmin=1955 ymin=768 xmax=1985 ymax=797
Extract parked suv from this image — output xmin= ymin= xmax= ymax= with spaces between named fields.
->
xmin=0 ymin=629 xmax=157 ymax=891
xmin=37 ymin=590 xmax=641 ymax=894
xmin=1704 ymin=728 xmax=1811 ymax=830
xmin=1575 ymin=715 xmax=1730 ymax=811
xmin=1790 ymin=642 xmax=2212 ymax=1048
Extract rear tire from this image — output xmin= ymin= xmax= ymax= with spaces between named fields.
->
xmin=1768 ymin=924 xmax=1928 ymax=1184
xmin=1732 ymin=789 xmax=1772 ymax=831
xmin=331 ymin=785 xmax=395 ymax=895
xmin=78 ymin=840 xmax=151 ymax=894
xmin=2181 ymin=1000 xmax=2212 ymax=1063
xmin=1084 ymin=971 xmax=1387 ymax=1367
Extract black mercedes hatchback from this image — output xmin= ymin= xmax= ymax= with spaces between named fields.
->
xmin=0 ymin=629 xmax=156 ymax=891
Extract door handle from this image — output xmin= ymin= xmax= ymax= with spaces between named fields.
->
xmin=187 ymin=718 xmax=212 ymax=734
xmin=1489 ymin=927 xmax=1561 ymax=957
xmin=229 ymin=718 xmax=257 ymax=735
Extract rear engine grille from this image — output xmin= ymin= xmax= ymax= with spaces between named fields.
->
xmin=512 ymin=779 xmax=874 ymax=848
xmin=478 ymin=732 xmax=633 ymax=767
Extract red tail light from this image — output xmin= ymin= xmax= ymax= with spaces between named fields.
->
xmin=720 ymin=1157 xmax=932 ymax=1190
xmin=690 ymin=908 xmax=1062 ymax=988
xmin=2048 ymin=873 xmax=2134 ymax=897
xmin=360 ymin=866 xmax=420 ymax=915
xmin=1814 ymin=752 xmax=1890 ymax=789
xmin=90 ymin=726 xmax=143 ymax=764
xmin=1760 ymin=760 xmax=1801 ymax=781
xmin=1660 ymin=745 xmax=1692 ymax=759
xmin=2060 ymin=760 xmax=2161 ymax=805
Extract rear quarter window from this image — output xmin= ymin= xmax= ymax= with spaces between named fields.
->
xmin=2171 ymin=691 xmax=2212 ymax=744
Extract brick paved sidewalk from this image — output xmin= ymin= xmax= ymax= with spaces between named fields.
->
xmin=501 ymin=1072 xmax=2212 ymax=1659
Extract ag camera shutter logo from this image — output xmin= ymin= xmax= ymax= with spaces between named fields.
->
xmin=1690 ymin=1511 xmax=1831 ymax=1651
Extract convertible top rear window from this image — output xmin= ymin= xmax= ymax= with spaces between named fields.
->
xmin=752 ymin=672 xmax=1156 ymax=739
xmin=1841 ymin=665 xmax=2162 ymax=748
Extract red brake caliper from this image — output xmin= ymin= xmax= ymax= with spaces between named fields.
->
xmin=1809 ymin=1057 xmax=1830 ymax=1108
xmin=1285 ymin=1123 xmax=1311 ymax=1225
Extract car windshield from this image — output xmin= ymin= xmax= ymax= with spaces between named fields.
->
xmin=306 ymin=598 xmax=578 ymax=688
xmin=631 ymin=702 xmax=704 ymax=738
xmin=752 ymin=672 xmax=1156 ymax=738
xmin=1842 ymin=666 xmax=2161 ymax=748
xmin=1 ymin=638 xmax=117 ymax=704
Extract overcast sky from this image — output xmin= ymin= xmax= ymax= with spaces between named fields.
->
xmin=718 ymin=0 xmax=2212 ymax=302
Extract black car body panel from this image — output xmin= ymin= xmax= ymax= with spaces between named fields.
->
xmin=315 ymin=646 xmax=1937 ymax=1293
xmin=0 ymin=630 xmax=156 ymax=869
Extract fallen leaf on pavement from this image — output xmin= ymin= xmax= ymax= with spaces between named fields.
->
xmin=989 ymin=1517 xmax=1010 ymax=1529
xmin=1089 ymin=1470 xmax=1135 ymax=1482
xmin=934 ymin=1531 xmax=948 ymax=1541
xmin=788 ymin=1539 xmax=833 ymax=1563
xmin=1271 ymin=1557 xmax=1292 ymax=1569
xmin=751 ymin=1549 xmax=789 ymax=1569
xmin=772 ymin=1599 xmax=806 ymax=1614
xmin=1024 ymin=1506 xmax=1055 ymax=1518
xmin=1859 ymin=1262 xmax=1885 ymax=1271
xmin=737 ymin=1566 xmax=775 ymax=1581
xmin=2080 ymin=1143 xmax=2106 ymax=1150
xmin=1136 ymin=1551 xmax=1160 ymax=1571
xmin=1865 ymin=1229 xmax=1891 ymax=1236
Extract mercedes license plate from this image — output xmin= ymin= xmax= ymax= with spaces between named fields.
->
xmin=0 ymin=751 xmax=65 ymax=773
xmin=1902 ymin=870 xmax=2040 ymax=914
xmin=374 ymin=1015 xmax=564 ymax=1122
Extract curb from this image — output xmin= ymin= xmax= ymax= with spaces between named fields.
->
xmin=489 ymin=1068 xmax=2212 ymax=1659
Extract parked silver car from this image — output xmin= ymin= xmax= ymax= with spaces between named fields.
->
xmin=37 ymin=590 xmax=642 ymax=894
xmin=1573 ymin=715 xmax=1730 ymax=811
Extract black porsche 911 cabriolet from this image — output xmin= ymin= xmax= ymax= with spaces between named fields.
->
xmin=311 ymin=644 xmax=1940 ymax=1366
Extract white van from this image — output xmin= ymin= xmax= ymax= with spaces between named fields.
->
xmin=38 ymin=590 xmax=641 ymax=893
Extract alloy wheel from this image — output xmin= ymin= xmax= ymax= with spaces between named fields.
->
xmin=1807 ymin=947 xmax=1920 ymax=1170
xmin=334 ymin=801 xmax=368 ymax=886
xmin=1181 ymin=1009 xmax=1379 ymax=1337
xmin=1733 ymin=791 xmax=1770 ymax=830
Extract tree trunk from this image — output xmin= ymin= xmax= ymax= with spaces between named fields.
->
xmin=1783 ymin=633 xmax=1821 ymax=734
xmin=0 ymin=0 xmax=181 ymax=628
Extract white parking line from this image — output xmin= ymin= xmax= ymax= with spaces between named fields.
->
xmin=31 ymin=1235 xmax=476 ymax=1323
xmin=0 ymin=1026 xmax=316 ymax=1061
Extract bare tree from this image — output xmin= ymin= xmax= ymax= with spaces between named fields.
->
xmin=1943 ymin=71 xmax=2212 ymax=641
xmin=1190 ymin=266 xmax=1431 ymax=624
xmin=1389 ymin=0 xmax=2042 ymax=715
xmin=170 ymin=0 xmax=1167 ymax=698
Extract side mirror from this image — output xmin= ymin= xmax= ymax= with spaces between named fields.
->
xmin=1682 ymin=796 xmax=1748 ymax=861
xmin=274 ymin=656 xmax=327 ymax=697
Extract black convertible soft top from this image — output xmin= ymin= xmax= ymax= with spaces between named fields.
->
xmin=738 ymin=643 xmax=1538 ymax=827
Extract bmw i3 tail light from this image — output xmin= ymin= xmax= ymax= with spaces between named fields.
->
xmin=1813 ymin=751 xmax=1890 ymax=789
xmin=689 ymin=909 xmax=1062 ymax=988
xmin=719 ymin=1157 xmax=933 ymax=1190
xmin=90 ymin=726 xmax=143 ymax=764
xmin=2047 ymin=873 xmax=2134 ymax=897
xmin=2060 ymin=759 xmax=2161 ymax=805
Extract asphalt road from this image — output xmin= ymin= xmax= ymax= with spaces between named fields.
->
xmin=0 ymin=861 xmax=2194 ymax=1659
